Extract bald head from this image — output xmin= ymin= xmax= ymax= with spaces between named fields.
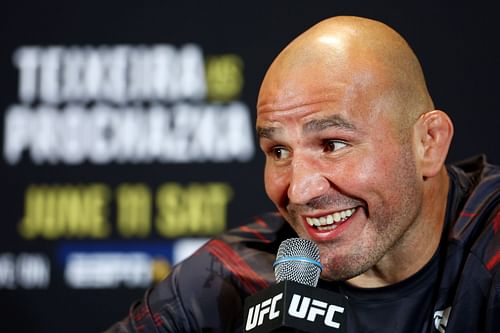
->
xmin=257 ymin=17 xmax=454 ymax=286
xmin=258 ymin=16 xmax=434 ymax=133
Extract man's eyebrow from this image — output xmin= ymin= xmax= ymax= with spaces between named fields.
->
xmin=303 ymin=115 xmax=356 ymax=133
xmin=256 ymin=115 xmax=355 ymax=139
xmin=256 ymin=126 xmax=280 ymax=139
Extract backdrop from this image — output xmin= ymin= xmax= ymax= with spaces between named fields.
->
xmin=1 ymin=1 xmax=498 ymax=332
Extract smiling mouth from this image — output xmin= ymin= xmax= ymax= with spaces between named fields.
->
xmin=305 ymin=208 xmax=356 ymax=231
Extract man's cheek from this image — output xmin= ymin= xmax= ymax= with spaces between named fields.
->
xmin=266 ymin=175 xmax=289 ymax=207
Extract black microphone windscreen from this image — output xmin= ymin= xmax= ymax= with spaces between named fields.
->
xmin=273 ymin=238 xmax=321 ymax=287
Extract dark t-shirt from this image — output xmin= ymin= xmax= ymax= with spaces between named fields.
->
xmin=330 ymin=246 xmax=440 ymax=332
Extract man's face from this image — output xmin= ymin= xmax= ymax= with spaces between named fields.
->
xmin=257 ymin=61 xmax=424 ymax=281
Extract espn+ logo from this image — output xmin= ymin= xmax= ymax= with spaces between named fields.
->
xmin=245 ymin=293 xmax=345 ymax=331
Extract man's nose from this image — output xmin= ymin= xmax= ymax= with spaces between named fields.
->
xmin=287 ymin=156 xmax=330 ymax=205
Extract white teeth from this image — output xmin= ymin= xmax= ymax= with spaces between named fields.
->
xmin=305 ymin=208 xmax=356 ymax=227
xmin=333 ymin=212 xmax=341 ymax=222
xmin=319 ymin=216 xmax=326 ymax=225
xmin=318 ymin=224 xmax=338 ymax=231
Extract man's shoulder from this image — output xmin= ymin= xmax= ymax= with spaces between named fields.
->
xmin=445 ymin=154 xmax=500 ymax=274
xmin=448 ymin=154 xmax=500 ymax=189
xmin=127 ymin=213 xmax=292 ymax=332
xmin=447 ymin=154 xmax=500 ymax=231
xmin=221 ymin=212 xmax=291 ymax=246
xmin=432 ymin=156 xmax=500 ymax=332
xmin=173 ymin=212 xmax=292 ymax=294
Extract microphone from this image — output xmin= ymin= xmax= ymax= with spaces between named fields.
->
xmin=243 ymin=238 xmax=347 ymax=333
xmin=274 ymin=238 xmax=322 ymax=286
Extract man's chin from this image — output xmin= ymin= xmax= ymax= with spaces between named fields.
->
xmin=319 ymin=255 xmax=374 ymax=282
xmin=320 ymin=269 xmax=358 ymax=282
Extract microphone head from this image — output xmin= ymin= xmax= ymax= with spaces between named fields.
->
xmin=273 ymin=238 xmax=322 ymax=287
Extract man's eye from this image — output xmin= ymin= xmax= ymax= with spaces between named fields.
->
xmin=271 ymin=147 xmax=291 ymax=160
xmin=324 ymin=140 xmax=347 ymax=152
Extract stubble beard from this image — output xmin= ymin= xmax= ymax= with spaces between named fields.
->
xmin=286 ymin=145 xmax=421 ymax=282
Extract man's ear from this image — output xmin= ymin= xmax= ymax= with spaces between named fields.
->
xmin=414 ymin=110 xmax=454 ymax=178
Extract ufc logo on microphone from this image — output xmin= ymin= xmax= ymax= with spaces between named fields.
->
xmin=288 ymin=294 xmax=345 ymax=328
xmin=245 ymin=293 xmax=283 ymax=330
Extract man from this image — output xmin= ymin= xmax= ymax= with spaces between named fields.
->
xmin=105 ymin=16 xmax=500 ymax=332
